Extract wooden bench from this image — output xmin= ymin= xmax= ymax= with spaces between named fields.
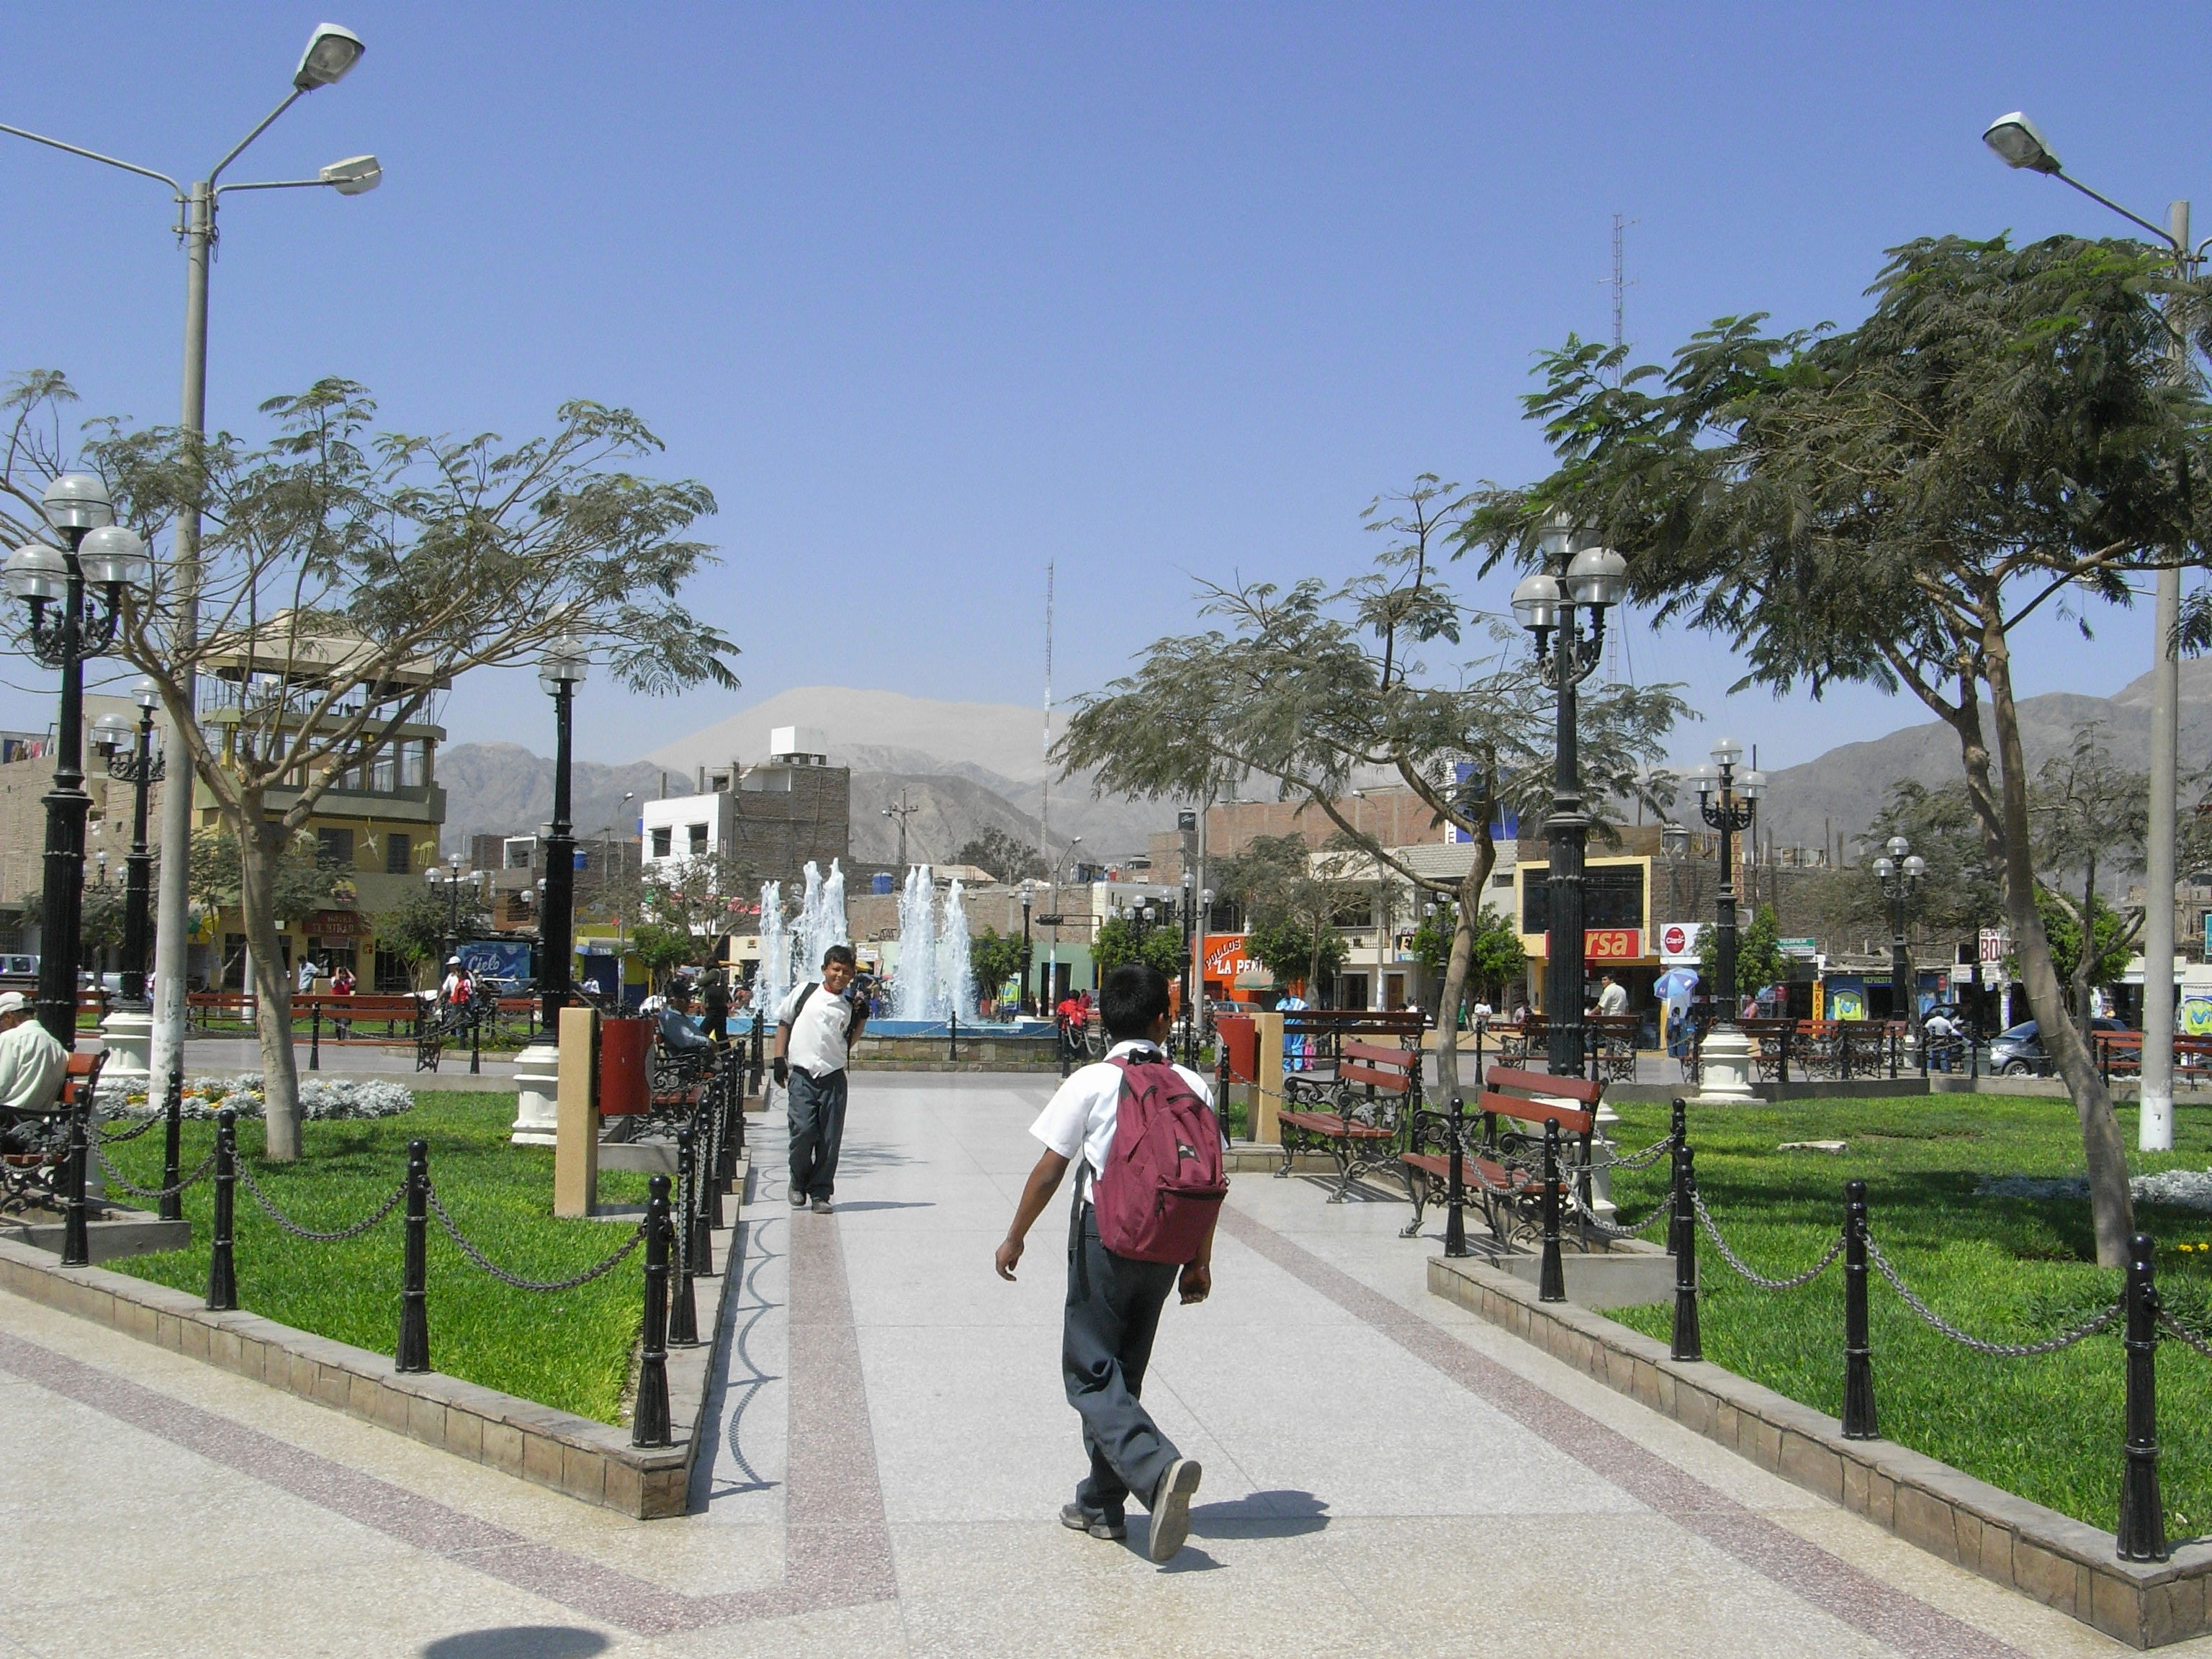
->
xmin=1 ymin=1049 xmax=107 ymax=1208
xmin=1398 ymin=1066 xmax=1601 ymax=1248
xmin=1277 ymin=1038 xmax=1421 ymax=1201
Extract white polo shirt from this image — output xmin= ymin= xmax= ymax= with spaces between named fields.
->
xmin=777 ymin=981 xmax=858 ymax=1076
xmin=0 ymin=1017 xmax=67 ymax=1115
xmin=1028 ymin=1040 xmax=1215 ymax=1179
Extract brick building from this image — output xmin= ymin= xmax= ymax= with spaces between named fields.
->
xmin=640 ymin=726 xmax=850 ymax=892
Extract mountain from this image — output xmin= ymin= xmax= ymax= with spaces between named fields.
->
xmin=436 ymin=742 xmax=689 ymax=854
xmin=1755 ymin=658 xmax=2212 ymax=854
xmin=846 ymin=771 xmax=1047 ymax=868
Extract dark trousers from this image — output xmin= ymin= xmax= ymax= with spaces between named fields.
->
xmin=1064 ymin=1201 xmax=1180 ymax=1519
xmin=786 ymin=1066 xmax=849 ymax=1200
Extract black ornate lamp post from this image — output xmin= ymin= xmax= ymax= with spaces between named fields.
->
xmin=1019 ymin=879 xmax=1036 ymax=1015
xmin=4 ymin=475 xmax=150 ymax=1046
xmin=90 ymin=679 xmax=166 ymax=1004
xmin=1686 ymin=739 xmax=1764 ymax=1099
xmin=536 ymin=636 xmax=588 ymax=1031
xmin=1511 ymin=511 xmax=1626 ymax=1078
xmin=1874 ymin=835 xmax=1925 ymax=1039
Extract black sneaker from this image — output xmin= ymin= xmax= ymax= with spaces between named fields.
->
xmin=788 ymin=1190 xmax=807 ymax=1208
xmin=1060 ymin=1501 xmax=1125 ymax=1542
xmin=1145 ymin=1458 xmax=1202 ymax=1562
xmin=811 ymin=1197 xmax=832 ymax=1214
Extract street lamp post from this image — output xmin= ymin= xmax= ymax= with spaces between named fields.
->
xmin=91 ymin=680 xmax=167 ymax=1003
xmin=1984 ymin=112 xmax=2201 ymax=1151
xmin=2 ymin=22 xmax=378 ymax=1092
xmin=1687 ymin=740 xmax=1765 ymax=1102
xmin=1874 ymin=837 xmax=1926 ymax=1042
xmin=1019 ymin=881 xmax=1036 ymax=1015
xmin=1511 ymin=511 xmax=1627 ymax=1078
xmin=5 ymin=477 xmax=150 ymax=1047
xmin=537 ymin=638 xmax=588 ymax=1031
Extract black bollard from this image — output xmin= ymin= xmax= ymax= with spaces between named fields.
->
xmin=948 ymin=1007 xmax=959 ymax=1064
xmin=61 ymin=1106 xmax=90 ymax=1267
xmin=469 ymin=1007 xmax=482 ymax=1076
xmin=1841 ymin=1178 xmax=1878 ymax=1439
xmin=633 ymin=1175 xmax=675 ymax=1447
xmin=2118 ymin=1231 xmax=2168 ymax=1563
xmin=1539 ymin=1116 xmax=1565 ymax=1303
xmin=1671 ymin=1142 xmax=1701 ymax=1361
xmin=310 ymin=1003 xmax=321 ymax=1071
xmin=206 ymin=1109 xmax=238 ymax=1312
xmin=1666 ymin=1098 xmax=1689 ymax=1259
xmin=1444 ymin=1095 xmax=1467 ymax=1259
xmin=396 ymin=1140 xmax=431 ymax=1373
xmin=159 ymin=1064 xmax=185 ymax=1223
xmin=751 ymin=1012 xmax=765 ymax=1097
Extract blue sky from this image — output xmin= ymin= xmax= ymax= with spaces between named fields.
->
xmin=0 ymin=2 xmax=2202 ymax=768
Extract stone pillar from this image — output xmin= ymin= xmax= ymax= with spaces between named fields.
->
xmin=1694 ymin=1026 xmax=1758 ymax=1105
xmin=98 ymin=1007 xmax=154 ymax=1085
xmin=553 ymin=1005 xmax=599 ymax=1218
xmin=1249 ymin=1011 xmax=1286 ymax=1146
xmin=510 ymin=1032 xmax=559 ymax=1146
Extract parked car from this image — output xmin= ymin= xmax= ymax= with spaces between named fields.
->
xmin=1988 ymin=1017 xmax=2131 ymax=1076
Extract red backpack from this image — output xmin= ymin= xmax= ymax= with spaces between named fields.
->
xmin=1087 ymin=1055 xmax=1228 ymax=1264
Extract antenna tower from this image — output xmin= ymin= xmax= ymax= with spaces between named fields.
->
xmin=1040 ymin=560 xmax=1053 ymax=866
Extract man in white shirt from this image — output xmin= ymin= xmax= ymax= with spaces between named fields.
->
xmin=0 ymin=991 xmax=68 ymax=1147
xmin=773 ymin=944 xmax=869 ymax=1213
xmin=994 ymin=964 xmax=1210 ymax=1563
xmin=1596 ymin=972 xmax=1629 ymax=1018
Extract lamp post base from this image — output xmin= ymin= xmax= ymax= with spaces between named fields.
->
xmin=511 ymin=1037 xmax=561 ymax=1145
xmin=1693 ymin=1025 xmax=1758 ymax=1105
xmin=97 ymin=1007 xmax=154 ymax=1084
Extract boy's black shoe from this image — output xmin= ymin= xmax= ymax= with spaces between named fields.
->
xmin=1059 ymin=1502 xmax=1125 ymax=1542
xmin=1145 ymin=1458 xmax=1202 ymax=1562
xmin=789 ymin=1190 xmax=807 ymax=1208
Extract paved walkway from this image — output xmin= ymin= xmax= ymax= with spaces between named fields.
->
xmin=0 ymin=1074 xmax=2195 ymax=1657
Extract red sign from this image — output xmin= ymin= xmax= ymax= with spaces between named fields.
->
xmin=1586 ymin=927 xmax=1642 ymax=961
xmin=1662 ymin=924 xmax=1688 ymax=956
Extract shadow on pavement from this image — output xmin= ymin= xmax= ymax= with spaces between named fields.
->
xmin=421 ymin=1628 xmax=609 ymax=1658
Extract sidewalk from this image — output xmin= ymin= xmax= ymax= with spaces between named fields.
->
xmin=0 ymin=1072 xmax=2185 ymax=1656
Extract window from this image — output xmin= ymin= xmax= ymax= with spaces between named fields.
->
xmin=317 ymin=827 xmax=355 ymax=868
xmin=505 ymin=839 xmax=534 ymax=871
xmin=1519 ymin=865 xmax=1646 ymax=934
xmin=688 ymin=822 xmax=709 ymax=853
xmin=1491 ymin=872 xmax=1514 ymax=888
xmin=370 ymin=747 xmax=396 ymax=792
xmin=385 ymin=832 xmax=413 ymax=875
xmin=651 ymin=827 xmax=673 ymax=858
xmin=399 ymin=739 xmax=427 ymax=788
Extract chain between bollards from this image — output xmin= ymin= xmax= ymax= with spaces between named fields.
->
xmin=1443 ymin=1095 xmax=1467 ymax=1259
xmin=395 ymin=1139 xmax=430 ymax=1374
xmin=1671 ymin=1139 xmax=1701 ymax=1362
xmin=669 ymin=1128 xmax=700 ymax=1347
xmin=2118 ymin=1231 xmax=2168 ymax=1563
xmin=206 ymin=1109 xmax=238 ymax=1311
xmin=60 ymin=1105 xmax=89 ymax=1267
xmin=632 ymin=1174 xmax=675 ymax=1447
xmin=1538 ymin=1116 xmax=1565 ymax=1303
xmin=1842 ymin=1177 xmax=1877 ymax=1440
xmin=691 ymin=1110 xmax=717 ymax=1278
xmin=158 ymin=1064 xmax=184 ymax=1223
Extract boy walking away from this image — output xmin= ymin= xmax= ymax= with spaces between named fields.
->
xmin=773 ymin=944 xmax=869 ymax=1213
xmin=994 ymin=964 xmax=1227 ymax=1563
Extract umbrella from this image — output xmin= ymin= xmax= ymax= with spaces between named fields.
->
xmin=1653 ymin=968 xmax=1700 ymax=1001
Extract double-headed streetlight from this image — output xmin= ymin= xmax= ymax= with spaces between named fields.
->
xmin=1511 ymin=510 xmax=1627 ymax=1077
xmin=1984 ymin=111 xmax=2202 ymax=1152
xmin=537 ymin=637 xmax=589 ymax=1033
xmin=3 ymin=22 xmax=378 ymax=1086
xmin=6 ymin=476 xmax=152 ymax=1046
xmin=1686 ymin=740 xmax=1764 ymax=1098
xmin=1873 ymin=835 xmax=1926 ymax=1039
xmin=428 ymin=854 xmax=470 ymax=960
xmin=91 ymin=679 xmax=166 ymax=1004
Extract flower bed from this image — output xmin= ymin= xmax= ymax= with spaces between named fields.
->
xmin=96 ymin=1073 xmax=414 ymax=1121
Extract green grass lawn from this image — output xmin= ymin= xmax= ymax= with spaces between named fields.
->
xmin=1599 ymin=1092 xmax=2212 ymax=1535
xmin=99 ymin=1092 xmax=653 ymax=1424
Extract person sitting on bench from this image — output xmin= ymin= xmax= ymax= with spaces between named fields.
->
xmin=0 ymin=992 xmax=67 ymax=1150
xmin=657 ymin=981 xmax=715 ymax=1053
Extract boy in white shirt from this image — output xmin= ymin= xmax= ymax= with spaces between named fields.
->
xmin=773 ymin=944 xmax=869 ymax=1213
xmin=994 ymin=964 xmax=1212 ymax=1563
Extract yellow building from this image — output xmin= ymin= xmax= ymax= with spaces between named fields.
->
xmin=1511 ymin=853 xmax=1660 ymax=1014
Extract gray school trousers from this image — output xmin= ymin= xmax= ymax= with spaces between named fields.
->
xmin=786 ymin=1066 xmax=849 ymax=1200
xmin=1064 ymin=1200 xmax=1182 ymax=1516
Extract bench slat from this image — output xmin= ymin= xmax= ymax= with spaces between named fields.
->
xmin=1340 ymin=1040 xmax=1418 ymax=1067
xmin=1483 ymin=1065 xmax=1601 ymax=1105
xmin=1339 ymin=1063 xmax=1413 ymax=1094
xmin=1478 ymin=1090 xmax=1594 ymax=1137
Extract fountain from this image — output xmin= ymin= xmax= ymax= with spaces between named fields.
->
xmin=756 ymin=880 xmax=791 ymax=1025
xmin=936 ymin=878 xmax=975 ymax=1020
xmin=890 ymin=866 xmax=940 ymax=1020
xmin=872 ymin=871 xmax=1011 ymax=1035
xmin=793 ymin=859 xmax=848 ymax=986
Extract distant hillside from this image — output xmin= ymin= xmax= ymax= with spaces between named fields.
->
xmin=1757 ymin=658 xmax=2212 ymax=853
xmin=437 ymin=743 xmax=688 ymax=855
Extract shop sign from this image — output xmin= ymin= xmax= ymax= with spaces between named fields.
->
xmin=1979 ymin=928 xmax=2008 ymax=964
xmin=1584 ymin=927 xmax=1642 ymax=961
xmin=1203 ymin=933 xmax=1264 ymax=983
xmin=1658 ymin=922 xmax=1703 ymax=963
xmin=307 ymin=909 xmax=373 ymax=939
xmin=1779 ymin=936 xmax=1817 ymax=958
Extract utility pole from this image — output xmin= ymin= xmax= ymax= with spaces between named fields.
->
xmin=882 ymin=788 xmax=919 ymax=871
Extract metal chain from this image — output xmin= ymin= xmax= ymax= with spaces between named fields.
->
xmin=236 ymin=1164 xmax=408 ymax=1242
xmin=1571 ymin=1187 xmax=1674 ymax=1238
xmin=2157 ymin=1309 xmax=2212 ymax=1360
xmin=426 ymin=1186 xmax=647 ymax=1292
xmin=90 ymin=1144 xmax=217 ymax=1200
xmin=1865 ymin=1235 xmax=2123 ymax=1357
xmin=96 ymin=1112 xmax=163 ymax=1145
xmin=1692 ymin=1190 xmax=1845 ymax=1290
xmin=1605 ymin=1131 xmax=1679 ymax=1172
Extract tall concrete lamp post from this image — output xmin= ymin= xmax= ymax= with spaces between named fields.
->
xmin=1984 ymin=111 xmax=2203 ymax=1151
xmin=5 ymin=476 xmax=150 ymax=1048
xmin=1874 ymin=837 xmax=1925 ymax=1044
xmin=89 ymin=680 xmax=166 ymax=1079
xmin=1 ymin=22 xmax=377 ymax=1093
xmin=1687 ymin=740 xmax=1764 ymax=1102
xmin=1511 ymin=510 xmax=1627 ymax=1079
xmin=513 ymin=637 xmax=588 ymax=1143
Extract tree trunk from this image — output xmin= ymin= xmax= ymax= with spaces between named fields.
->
xmin=1983 ymin=634 xmax=2133 ymax=1264
xmin=234 ymin=808 xmax=305 ymax=1161
xmin=2076 ymin=854 xmax=2098 ymax=1051
xmin=1431 ymin=828 xmax=1498 ymax=1101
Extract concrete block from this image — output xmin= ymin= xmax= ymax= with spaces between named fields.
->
xmin=1748 ymin=1416 xmax=1783 ymax=1472
xmin=179 ymin=1318 xmax=212 ymax=1362
xmin=1779 ymin=1432 xmax=1843 ymax=1503
xmin=365 ymin=1372 xmax=407 ymax=1425
xmin=1840 ymin=1455 xmax=1869 ymax=1514
xmin=1867 ymin=1471 xmax=1895 ymax=1530
xmin=406 ymin=1393 xmax=449 ymax=1447
xmin=2012 ymin=1538 xmax=2080 ymax=1616
xmin=604 ymin=1458 xmax=646 ymax=1517
xmin=483 ymin=1420 xmax=526 ymax=1477
xmin=559 ymin=1442 xmax=607 ymax=1504
xmin=523 ymin=1432 xmax=563 ymax=1486
xmin=1895 ymin=1485 xmax=1959 ymax=1563
xmin=2090 ymin=1568 xmax=2139 ymax=1645
xmin=445 ymin=1407 xmax=483 ymax=1464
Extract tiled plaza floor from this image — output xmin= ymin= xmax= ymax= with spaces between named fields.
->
xmin=1 ymin=1071 xmax=2199 ymax=1657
